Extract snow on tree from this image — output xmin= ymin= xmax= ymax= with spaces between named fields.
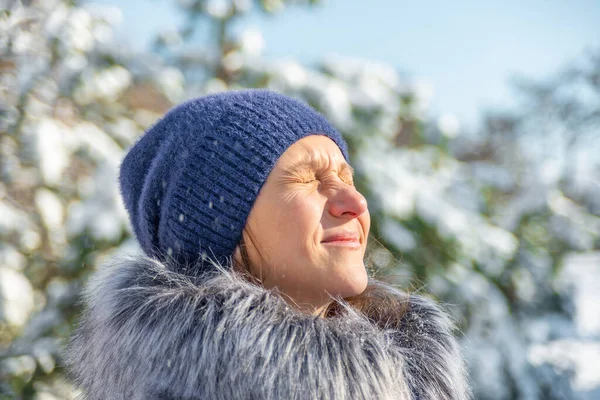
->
xmin=1 ymin=0 xmax=598 ymax=398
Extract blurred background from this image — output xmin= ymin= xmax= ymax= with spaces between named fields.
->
xmin=1 ymin=0 xmax=599 ymax=398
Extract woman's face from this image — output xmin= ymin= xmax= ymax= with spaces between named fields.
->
xmin=235 ymin=135 xmax=370 ymax=314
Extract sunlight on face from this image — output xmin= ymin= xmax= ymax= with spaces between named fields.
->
xmin=236 ymin=135 xmax=371 ymax=314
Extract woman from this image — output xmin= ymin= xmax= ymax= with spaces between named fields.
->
xmin=65 ymin=89 xmax=471 ymax=399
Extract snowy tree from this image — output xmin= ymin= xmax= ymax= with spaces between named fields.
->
xmin=1 ymin=0 xmax=598 ymax=398
xmin=447 ymin=52 xmax=600 ymax=399
xmin=1 ymin=0 xmax=179 ymax=396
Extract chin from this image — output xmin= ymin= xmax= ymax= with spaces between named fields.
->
xmin=335 ymin=263 xmax=368 ymax=298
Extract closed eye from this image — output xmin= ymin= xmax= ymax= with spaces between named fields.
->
xmin=333 ymin=170 xmax=354 ymax=186
xmin=315 ymin=171 xmax=354 ymax=186
xmin=283 ymin=165 xmax=354 ymax=186
xmin=339 ymin=171 xmax=354 ymax=185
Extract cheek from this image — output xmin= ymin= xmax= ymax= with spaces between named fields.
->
xmin=361 ymin=210 xmax=371 ymax=237
xmin=277 ymin=195 xmax=323 ymax=245
xmin=256 ymin=191 xmax=321 ymax=264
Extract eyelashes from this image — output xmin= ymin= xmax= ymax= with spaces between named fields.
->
xmin=300 ymin=171 xmax=354 ymax=186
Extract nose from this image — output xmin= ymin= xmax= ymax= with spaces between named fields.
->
xmin=327 ymin=184 xmax=368 ymax=219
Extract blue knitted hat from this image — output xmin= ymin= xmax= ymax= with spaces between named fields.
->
xmin=118 ymin=89 xmax=349 ymax=273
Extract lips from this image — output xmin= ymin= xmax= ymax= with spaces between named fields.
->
xmin=321 ymin=233 xmax=360 ymax=244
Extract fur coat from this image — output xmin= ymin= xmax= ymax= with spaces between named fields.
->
xmin=64 ymin=255 xmax=471 ymax=400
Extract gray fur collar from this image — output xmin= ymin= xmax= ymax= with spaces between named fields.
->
xmin=64 ymin=255 xmax=470 ymax=400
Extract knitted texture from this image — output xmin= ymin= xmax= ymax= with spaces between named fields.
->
xmin=118 ymin=89 xmax=349 ymax=273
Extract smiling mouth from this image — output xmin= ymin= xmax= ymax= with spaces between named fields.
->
xmin=320 ymin=238 xmax=361 ymax=248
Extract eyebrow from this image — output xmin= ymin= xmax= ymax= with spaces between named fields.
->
xmin=284 ymin=157 xmax=355 ymax=176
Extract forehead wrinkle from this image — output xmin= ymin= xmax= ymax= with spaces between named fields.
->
xmin=284 ymin=152 xmax=354 ymax=176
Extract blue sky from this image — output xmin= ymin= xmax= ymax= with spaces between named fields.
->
xmin=91 ymin=0 xmax=600 ymax=131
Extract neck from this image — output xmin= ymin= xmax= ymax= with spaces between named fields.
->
xmin=311 ymin=303 xmax=331 ymax=318
xmin=279 ymin=292 xmax=332 ymax=318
